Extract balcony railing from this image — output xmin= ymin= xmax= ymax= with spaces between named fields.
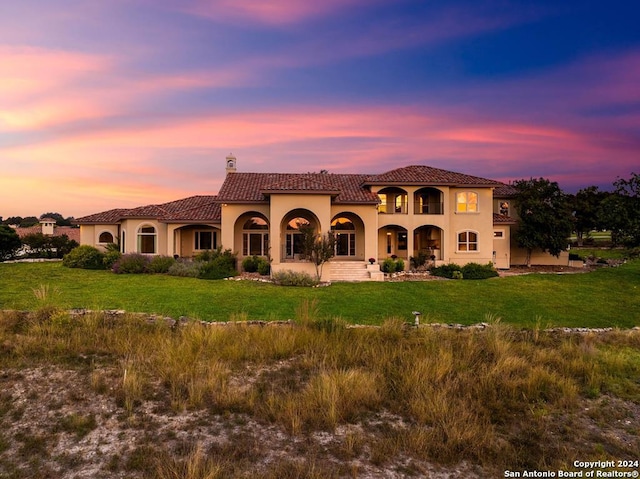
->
xmin=414 ymin=202 xmax=444 ymax=215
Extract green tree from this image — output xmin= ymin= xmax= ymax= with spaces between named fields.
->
xmin=598 ymin=173 xmax=640 ymax=247
xmin=513 ymin=178 xmax=573 ymax=266
xmin=571 ymin=186 xmax=609 ymax=246
xmin=299 ymin=224 xmax=336 ymax=281
xmin=0 ymin=225 xmax=22 ymax=260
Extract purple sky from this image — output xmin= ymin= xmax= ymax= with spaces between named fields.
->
xmin=1 ymin=0 xmax=639 ymax=218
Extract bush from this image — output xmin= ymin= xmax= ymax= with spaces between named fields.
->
xmin=381 ymin=258 xmax=396 ymax=274
xmin=452 ymin=270 xmax=464 ymax=280
xmin=112 ymin=253 xmax=150 ymax=274
xmin=461 ymin=262 xmax=499 ymax=280
xmin=148 ymin=255 xmax=176 ymax=274
xmin=272 ymin=270 xmax=319 ymax=287
xmin=430 ymin=263 xmax=462 ymax=279
xmin=242 ymin=255 xmax=270 ymax=275
xmin=410 ymin=251 xmax=429 ymax=269
xmin=381 ymin=257 xmax=405 ymax=274
xmin=167 ymin=260 xmax=203 ymax=278
xmin=62 ymin=245 xmax=106 ymax=270
xmin=195 ymin=247 xmax=238 ymax=280
xmin=103 ymin=251 xmax=122 ymax=269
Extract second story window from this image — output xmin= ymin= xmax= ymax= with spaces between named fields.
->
xmin=456 ymin=192 xmax=478 ymax=213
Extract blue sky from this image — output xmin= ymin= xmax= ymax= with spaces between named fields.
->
xmin=1 ymin=0 xmax=639 ymax=217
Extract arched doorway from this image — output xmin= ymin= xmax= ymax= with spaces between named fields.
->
xmin=331 ymin=213 xmax=365 ymax=259
xmin=413 ymin=225 xmax=443 ymax=260
xmin=280 ymin=209 xmax=319 ymax=261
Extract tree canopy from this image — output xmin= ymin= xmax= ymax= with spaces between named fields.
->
xmin=513 ymin=178 xmax=573 ymax=266
xmin=0 ymin=225 xmax=22 ymax=260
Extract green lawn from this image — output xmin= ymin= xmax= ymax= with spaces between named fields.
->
xmin=0 ymin=261 xmax=638 ymax=328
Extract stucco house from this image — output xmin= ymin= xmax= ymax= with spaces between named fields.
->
xmin=76 ymin=156 xmax=569 ymax=281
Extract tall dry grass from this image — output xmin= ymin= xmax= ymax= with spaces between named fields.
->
xmin=1 ymin=306 xmax=639 ymax=473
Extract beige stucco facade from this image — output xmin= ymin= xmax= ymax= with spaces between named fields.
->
xmin=77 ymin=163 xmax=573 ymax=279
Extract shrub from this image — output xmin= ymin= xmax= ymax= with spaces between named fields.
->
xmin=62 ymin=245 xmax=106 ymax=270
xmin=430 ymin=263 xmax=462 ymax=279
xmin=381 ymin=257 xmax=405 ymax=274
xmin=196 ymin=248 xmax=238 ymax=280
xmin=272 ymin=270 xmax=319 ymax=287
xmin=103 ymin=250 xmax=122 ymax=269
xmin=112 ymin=253 xmax=151 ymax=274
xmin=242 ymin=255 xmax=270 ymax=275
xmin=167 ymin=259 xmax=203 ymax=277
xmin=148 ymin=255 xmax=176 ymax=274
xmin=452 ymin=270 xmax=464 ymax=280
xmin=410 ymin=251 xmax=429 ymax=269
xmin=461 ymin=262 xmax=499 ymax=280
xmin=257 ymin=258 xmax=270 ymax=275
xmin=381 ymin=258 xmax=396 ymax=274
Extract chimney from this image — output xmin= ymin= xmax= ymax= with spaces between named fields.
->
xmin=225 ymin=153 xmax=237 ymax=174
xmin=40 ymin=218 xmax=55 ymax=236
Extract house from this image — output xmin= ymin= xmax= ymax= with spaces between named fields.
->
xmin=13 ymin=217 xmax=81 ymax=244
xmin=76 ymin=156 xmax=569 ymax=281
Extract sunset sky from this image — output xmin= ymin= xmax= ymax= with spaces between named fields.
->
xmin=1 ymin=0 xmax=639 ymax=218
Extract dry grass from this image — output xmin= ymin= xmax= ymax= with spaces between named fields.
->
xmin=0 ymin=307 xmax=639 ymax=477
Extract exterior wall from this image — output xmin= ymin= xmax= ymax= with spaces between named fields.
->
xmin=510 ymin=247 xmax=570 ymax=266
xmin=268 ymin=193 xmax=333 ymax=266
xmin=120 ymin=219 xmax=167 ymax=256
xmin=447 ymin=187 xmax=495 ymax=266
xmin=371 ymin=185 xmax=452 ymax=268
xmin=167 ymin=224 xmax=221 ymax=257
xmin=220 ymin=203 xmax=270 ymax=256
xmin=330 ymin=204 xmax=377 ymax=262
xmin=79 ymin=224 xmax=119 ymax=251
xmin=492 ymin=226 xmax=511 ymax=269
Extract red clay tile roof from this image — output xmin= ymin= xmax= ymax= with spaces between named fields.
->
xmin=493 ymin=183 xmax=518 ymax=197
xmin=366 ymin=165 xmax=505 ymax=187
xmin=76 ymin=196 xmax=220 ymax=224
xmin=261 ymin=175 xmax=341 ymax=195
xmin=217 ymin=173 xmax=379 ymax=204
xmin=493 ymin=213 xmax=516 ymax=224
xmin=75 ymin=209 xmax=130 ymax=224
xmin=13 ymin=225 xmax=81 ymax=242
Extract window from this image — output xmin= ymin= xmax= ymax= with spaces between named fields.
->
xmin=456 ymin=192 xmax=478 ymax=213
xmin=499 ymin=201 xmax=509 ymax=216
xmin=137 ymin=225 xmax=156 ymax=254
xmin=493 ymin=230 xmax=504 ymax=239
xmin=457 ymin=231 xmax=478 ymax=251
xmin=195 ymin=230 xmax=216 ymax=250
xmin=242 ymin=217 xmax=268 ymax=256
xmin=98 ymin=232 xmax=114 ymax=243
xmin=121 ymin=231 xmax=126 ymax=253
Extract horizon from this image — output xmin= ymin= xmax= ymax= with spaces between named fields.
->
xmin=2 ymin=0 xmax=638 ymax=218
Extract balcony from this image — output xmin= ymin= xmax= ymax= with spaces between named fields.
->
xmin=414 ymin=201 xmax=444 ymax=215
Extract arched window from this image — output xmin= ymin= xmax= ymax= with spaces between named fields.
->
xmin=98 ymin=231 xmax=114 ymax=243
xmin=456 ymin=192 xmax=478 ymax=213
xmin=137 ymin=225 xmax=157 ymax=254
xmin=331 ymin=217 xmax=355 ymax=256
xmin=242 ymin=217 xmax=269 ymax=256
xmin=457 ymin=231 xmax=478 ymax=251
xmin=378 ymin=188 xmax=408 ymax=214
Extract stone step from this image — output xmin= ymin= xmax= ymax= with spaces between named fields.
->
xmin=329 ymin=261 xmax=371 ymax=282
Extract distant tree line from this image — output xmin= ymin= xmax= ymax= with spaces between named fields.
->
xmin=0 ymin=212 xmax=79 ymax=260
xmin=0 ymin=212 xmax=76 ymax=227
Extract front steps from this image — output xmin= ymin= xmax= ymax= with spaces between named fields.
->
xmin=330 ymin=261 xmax=378 ymax=282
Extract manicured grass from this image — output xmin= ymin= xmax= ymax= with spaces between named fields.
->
xmin=0 ymin=261 xmax=639 ymax=327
